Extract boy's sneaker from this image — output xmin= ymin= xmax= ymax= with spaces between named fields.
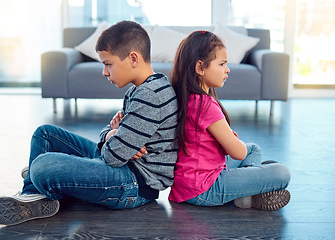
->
xmin=234 ymin=189 xmax=290 ymax=211
xmin=0 ymin=192 xmax=60 ymax=226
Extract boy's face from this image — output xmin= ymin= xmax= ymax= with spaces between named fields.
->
xmin=98 ymin=51 xmax=133 ymax=88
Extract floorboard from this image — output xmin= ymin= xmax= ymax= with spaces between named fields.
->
xmin=0 ymin=93 xmax=335 ymax=239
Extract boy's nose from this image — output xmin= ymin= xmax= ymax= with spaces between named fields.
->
xmin=102 ymin=68 xmax=109 ymax=76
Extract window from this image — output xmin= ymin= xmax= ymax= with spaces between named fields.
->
xmin=0 ymin=0 xmax=61 ymax=85
xmin=66 ymin=0 xmax=151 ymax=27
xmin=0 ymin=0 xmax=211 ymax=85
xmin=141 ymin=0 xmax=211 ymax=26
xmin=66 ymin=0 xmax=211 ymax=27
xmin=228 ymin=0 xmax=286 ymax=52
xmin=293 ymin=0 xmax=335 ymax=85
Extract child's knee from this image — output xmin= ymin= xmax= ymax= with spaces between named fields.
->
xmin=33 ymin=124 xmax=54 ymax=137
xmin=246 ymin=143 xmax=262 ymax=155
xmin=30 ymin=153 xmax=57 ymax=183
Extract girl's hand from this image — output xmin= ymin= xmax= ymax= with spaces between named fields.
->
xmin=110 ymin=110 xmax=124 ymax=129
xmin=130 ymin=146 xmax=148 ymax=160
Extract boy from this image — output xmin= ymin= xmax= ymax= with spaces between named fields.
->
xmin=0 ymin=21 xmax=178 ymax=226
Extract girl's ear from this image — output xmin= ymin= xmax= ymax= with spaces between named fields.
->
xmin=128 ymin=51 xmax=139 ymax=68
xmin=195 ymin=60 xmax=204 ymax=76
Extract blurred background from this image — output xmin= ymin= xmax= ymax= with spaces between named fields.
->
xmin=1 ymin=0 xmax=335 ymax=97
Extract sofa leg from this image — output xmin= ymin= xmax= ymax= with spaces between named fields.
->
xmin=74 ymin=98 xmax=78 ymax=115
xmin=53 ymin=98 xmax=57 ymax=114
xmin=270 ymin=100 xmax=274 ymax=117
xmin=255 ymin=100 xmax=258 ymax=115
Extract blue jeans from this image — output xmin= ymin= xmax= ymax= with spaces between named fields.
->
xmin=22 ymin=124 xmax=150 ymax=209
xmin=186 ymin=143 xmax=291 ymax=206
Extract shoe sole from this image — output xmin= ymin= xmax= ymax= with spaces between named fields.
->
xmin=21 ymin=166 xmax=29 ymax=179
xmin=0 ymin=197 xmax=60 ymax=226
xmin=251 ymin=189 xmax=291 ymax=211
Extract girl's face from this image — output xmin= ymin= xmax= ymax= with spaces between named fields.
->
xmin=199 ymin=47 xmax=230 ymax=93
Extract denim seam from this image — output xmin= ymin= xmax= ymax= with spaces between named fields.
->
xmin=38 ymin=131 xmax=90 ymax=157
xmin=196 ymin=196 xmax=221 ymax=206
xmin=51 ymin=184 xmax=136 ymax=189
xmin=207 ymin=188 xmax=224 ymax=197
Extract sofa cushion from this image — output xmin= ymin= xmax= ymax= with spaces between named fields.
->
xmin=149 ymin=25 xmax=187 ymax=63
xmin=214 ymin=23 xmax=260 ymax=64
xmin=68 ymin=62 xmax=131 ymax=98
xmin=74 ymin=22 xmax=110 ymax=61
xmin=68 ymin=62 xmax=173 ymax=99
xmin=216 ymin=64 xmax=261 ymax=100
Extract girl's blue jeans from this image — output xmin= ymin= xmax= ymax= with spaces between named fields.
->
xmin=22 ymin=124 xmax=150 ymax=209
xmin=186 ymin=143 xmax=291 ymax=206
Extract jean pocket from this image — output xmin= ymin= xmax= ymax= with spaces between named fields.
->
xmin=99 ymin=196 xmax=138 ymax=209
xmin=97 ymin=183 xmax=144 ymax=209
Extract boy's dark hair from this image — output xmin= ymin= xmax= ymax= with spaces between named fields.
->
xmin=96 ymin=20 xmax=151 ymax=62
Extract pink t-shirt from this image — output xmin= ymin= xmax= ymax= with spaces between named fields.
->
xmin=169 ymin=94 xmax=227 ymax=203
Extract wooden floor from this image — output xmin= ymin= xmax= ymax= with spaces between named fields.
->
xmin=0 ymin=91 xmax=335 ymax=239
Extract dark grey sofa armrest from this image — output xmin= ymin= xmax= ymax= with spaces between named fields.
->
xmin=249 ymin=49 xmax=290 ymax=101
xmin=41 ymin=48 xmax=84 ymax=98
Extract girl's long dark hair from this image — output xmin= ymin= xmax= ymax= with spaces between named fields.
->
xmin=171 ymin=31 xmax=231 ymax=153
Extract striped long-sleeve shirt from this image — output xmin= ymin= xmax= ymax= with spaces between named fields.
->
xmin=98 ymin=73 xmax=178 ymax=199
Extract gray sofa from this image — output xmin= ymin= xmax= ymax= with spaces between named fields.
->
xmin=41 ymin=26 xmax=289 ymax=115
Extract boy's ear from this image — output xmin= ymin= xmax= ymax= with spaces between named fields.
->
xmin=195 ymin=60 xmax=204 ymax=76
xmin=128 ymin=51 xmax=140 ymax=68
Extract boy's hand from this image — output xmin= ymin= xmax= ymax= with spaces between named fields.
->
xmin=110 ymin=110 xmax=124 ymax=129
xmin=105 ymin=129 xmax=117 ymax=142
xmin=130 ymin=146 xmax=148 ymax=160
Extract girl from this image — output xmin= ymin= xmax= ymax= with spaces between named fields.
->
xmin=168 ymin=31 xmax=291 ymax=210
